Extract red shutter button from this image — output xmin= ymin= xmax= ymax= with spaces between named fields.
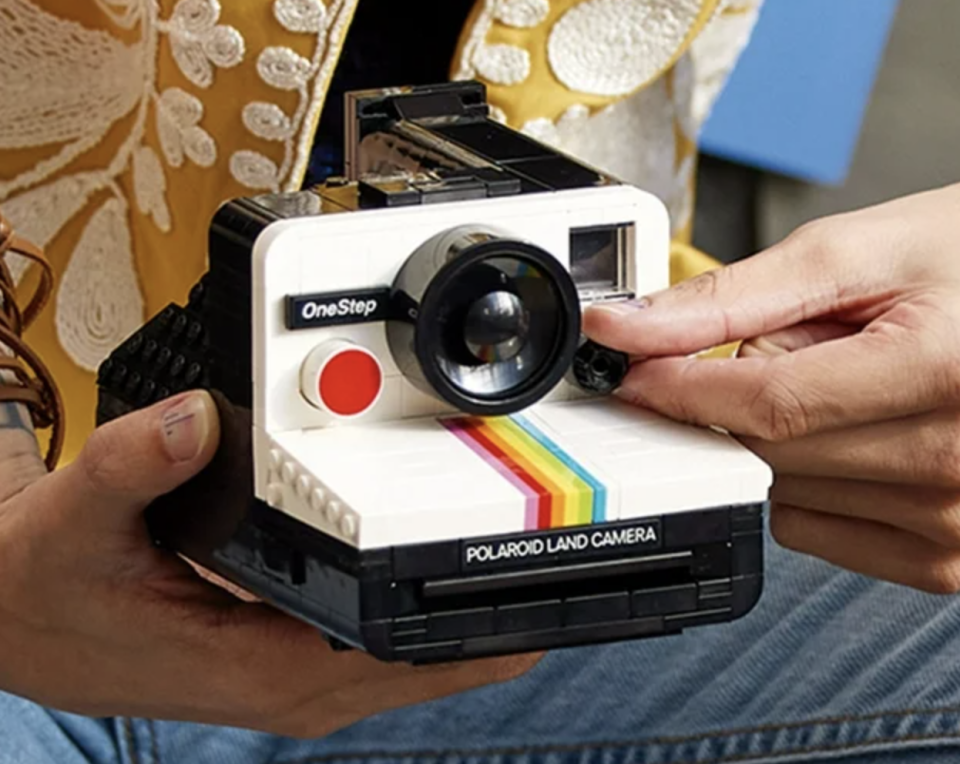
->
xmin=300 ymin=340 xmax=383 ymax=417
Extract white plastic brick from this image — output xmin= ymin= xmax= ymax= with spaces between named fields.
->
xmin=521 ymin=407 xmax=624 ymax=523
xmin=270 ymin=420 xmax=528 ymax=548
xmin=531 ymin=399 xmax=773 ymax=514
xmin=401 ymin=380 xmax=456 ymax=419
xmin=254 ymin=429 xmax=363 ymax=547
xmin=251 ymin=184 xmax=669 ymax=436
xmin=256 ymin=397 xmax=771 ymax=549
xmin=245 ymin=181 xmax=773 ymax=549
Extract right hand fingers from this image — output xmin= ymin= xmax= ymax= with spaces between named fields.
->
xmin=581 ymin=215 xmax=876 ymax=359
xmin=610 ymin=306 xmax=960 ymax=440
xmin=770 ymin=504 xmax=960 ymax=595
xmin=583 ymin=184 xmax=960 ymax=360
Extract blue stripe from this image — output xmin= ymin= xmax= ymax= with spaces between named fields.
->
xmin=510 ymin=413 xmax=607 ymax=523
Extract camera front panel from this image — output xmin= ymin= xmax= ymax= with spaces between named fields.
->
xmin=251 ymin=183 xmax=669 ymax=438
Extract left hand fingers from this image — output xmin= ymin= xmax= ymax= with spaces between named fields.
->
xmin=771 ymin=505 xmax=960 ymax=594
xmin=771 ymin=474 xmax=960 ymax=549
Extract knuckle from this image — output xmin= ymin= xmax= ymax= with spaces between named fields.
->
xmin=938 ymin=354 xmax=960 ymax=406
xmin=929 ymin=498 xmax=960 ymax=546
xmin=917 ymin=559 xmax=960 ymax=595
xmin=768 ymin=504 xmax=803 ymax=549
xmin=0 ymin=447 xmax=46 ymax=503
xmin=77 ymin=424 xmax=128 ymax=495
xmin=932 ymin=426 xmax=960 ymax=488
xmin=747 ymin=371 xmax=813 ymax=441
xmin=679 ymin=268 xmax=724 ymax=299
xmin=786 ymin=217 xmax=851 ymax=264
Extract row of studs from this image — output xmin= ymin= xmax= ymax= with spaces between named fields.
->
xmin=265 ymin=447 xmax=359 ymax=542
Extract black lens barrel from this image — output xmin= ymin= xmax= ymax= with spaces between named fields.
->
xmin=387 ymin=228 xmax=581 ymax=416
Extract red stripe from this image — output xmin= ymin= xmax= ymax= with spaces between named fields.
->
xmin=456 ymin=418 xmax=553 ymax=525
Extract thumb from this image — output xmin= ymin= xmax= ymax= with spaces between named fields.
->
xmin=44 ymin=390 xmax=220 ymax=525
xmin=581 ymin=223 xmax=875 ymax=358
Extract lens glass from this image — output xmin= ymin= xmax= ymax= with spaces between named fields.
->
xmin=463 ymin=290 xmax=529 ymax=363
xmin=433 ymin=255 xmax=567 ymax=398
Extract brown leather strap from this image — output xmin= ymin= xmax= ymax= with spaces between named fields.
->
xmin=0 ymin=211 xmax=64 ymax=470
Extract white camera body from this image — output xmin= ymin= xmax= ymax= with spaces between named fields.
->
xmin=97 ymin=83 xmax=772 ymax=664
xmin=252 ymin=183 xmax=667 ymax=436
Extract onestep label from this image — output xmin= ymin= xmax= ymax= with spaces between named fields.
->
xmin=286 ymin=288 xmax=392 ymax=329
xmin=461 ymin=518 xmax=662 ymax=571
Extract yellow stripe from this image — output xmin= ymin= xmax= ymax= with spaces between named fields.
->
xmin=478 ymin=420 xmax=566 ymax=523
xmin=495 ymin=417 xmax=593 ymax=528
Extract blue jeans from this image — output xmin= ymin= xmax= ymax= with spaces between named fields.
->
xmin=5 ymin=522 xmax=960 ymax=764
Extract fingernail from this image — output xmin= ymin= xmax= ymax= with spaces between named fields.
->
xmin=589 ymin=297 xmax=651 ymax=316
xmin=161 ymin=393 xmax=210 ymax=462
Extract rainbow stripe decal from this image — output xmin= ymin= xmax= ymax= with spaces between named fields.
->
xmin=442 ymin=414 xmax=607 ymax=531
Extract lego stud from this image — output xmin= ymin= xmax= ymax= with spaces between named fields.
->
xmin=340 ymin=513 xmax=357 ymax=540
xmin=326 ymin=499 xmax=343 ymax=523
xmin=269 ymin=448 xmax=284 ymax=470
xmin=300 ymin=340 xmax=383 ymax=417
xmin=266 ymin=484 xmax=284 ymax=508
xmin=295 ymin=474 xmax=312 ymax=498
xmin=310 ymin=486 xmax=327 ymax=512
xmin=281 ymin=460 xmax=297 ymax=485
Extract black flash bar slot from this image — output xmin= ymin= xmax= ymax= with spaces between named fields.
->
xmin=422 ymin=551 xmax=693 ymax=598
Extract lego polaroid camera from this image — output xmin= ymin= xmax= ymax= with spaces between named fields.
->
xmin=96 ymin=83 xmax=772 ymax=664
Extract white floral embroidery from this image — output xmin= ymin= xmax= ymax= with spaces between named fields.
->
xmin=472 ymin=43 xmax=532 ymax=86
xmin=456 ymin=0 xmax=766 ymax=241
xmin=488 ymin=105 xmax=509 ymax=125
xmin=494 ymin=0 xmax=550 ymax=28
xmin=0 ymin=0 xmax=359 ymax=370
xmin=132 ymin=146 xmax=172 ymax=233
xmin=156 ymin=88 xmax=216 ymax=168
xmin=547 ymin=0 xmax=703 ymax=97
xmin=273 ymin=0 xmax=328 ymax=33
xmin=243 ymin=102 xmax=294 ymax=141
xmin=158 ymin=0 xmax=245 ymax=89
xmin=55 ymin=198 xmax=145 ymax=372
xmin=0 ymin=174 xmax=104 ymax=284
xmin=0 ymin=0 xmax=144 ymax=195
xmin=257 ymin=46 xmax=314 ymax=90
xmin=230 ymin=151 xmax=281 ymax=190
xmin=521 ymin=104 xmax=590 ymax=145
xmin=234 ymin=0 xmax=358 ymax=192
xmin=94 ymin=0 xmax=142 ymax=30
xmin=688 ymin=0 xmax=765 ymax=131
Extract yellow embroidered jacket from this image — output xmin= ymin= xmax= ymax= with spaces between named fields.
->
xmin=0 ymin=0 xmax=764 ymax=463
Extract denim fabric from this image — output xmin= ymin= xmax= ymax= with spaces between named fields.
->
xmin=4 ymin=521 xmax=960 ymax=764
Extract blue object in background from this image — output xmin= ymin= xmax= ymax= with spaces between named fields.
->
xmin=699 ymin=0 xmax=901 ymax=186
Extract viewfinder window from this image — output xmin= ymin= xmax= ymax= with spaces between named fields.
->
xmin=570 ymin=223 xmax=631 ymax=296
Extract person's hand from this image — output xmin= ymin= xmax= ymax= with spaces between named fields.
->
xmin=583 ymin=182 xmax=960 ymax=594
xmin=0 ymin=391 xmax=537 ymax=738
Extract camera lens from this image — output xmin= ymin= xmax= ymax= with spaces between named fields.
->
xmin=463 ymin=290 xmax=528 ymax=363
xmin=387 ymin=228 xmax=581 ymax=416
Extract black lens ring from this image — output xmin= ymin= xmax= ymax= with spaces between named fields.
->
xmin=414 ymin=238 xmax=581 ymax=415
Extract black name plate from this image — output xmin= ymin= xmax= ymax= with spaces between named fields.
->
xmin=286 ymin=287 xmax=392 ymax=329
xmin=461 ymin=518 xmax=662 ymax=572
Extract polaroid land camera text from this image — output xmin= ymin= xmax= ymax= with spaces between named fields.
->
xmin=95 ymin=82 xmax=773 ymax=665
